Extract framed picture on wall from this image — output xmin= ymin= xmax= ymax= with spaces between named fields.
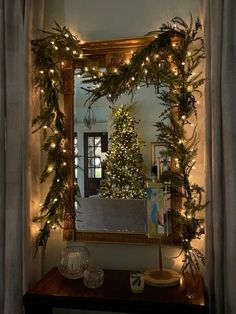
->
xmin=151 ymin=142 xmax=171 ymax=182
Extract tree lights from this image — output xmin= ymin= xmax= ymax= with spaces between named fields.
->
xmin=99 ymin=105 xmax=146 ymax=199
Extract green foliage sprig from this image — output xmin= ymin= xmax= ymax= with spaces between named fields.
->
xmin=84 ymin=15 xmax=206 ymax=274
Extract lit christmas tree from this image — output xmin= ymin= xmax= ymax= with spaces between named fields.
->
xmin=99 ymin=105 xmax=146 ymax=199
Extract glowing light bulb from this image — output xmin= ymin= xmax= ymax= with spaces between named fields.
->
xmin=131 ymin=77 xmax=135 ymax=81
xmin=73 ymin=50 xmax=77 ymax=55
xmin=137 ymin=86 xmax=140 ymax=89
xmin=84 ymin=67 xmax=88 ymax=72
xmin=39 ymin=70 xmax=44 ymax=74
xmin=144 ymin=69 xmax=148 ymax=74
xmin=43 ymin=125 xmax=47 ymax=129
xmin=54 ymin=130 xmax=58 ymax=134
xmin=50 ymin=143 xmax=56 ymax=148
xmin=187 ymin=85 xmax=193 ymax=92
xmin=61 ymin=62 xmax=65 ymax=66
xmin=63 ymin=149 xmax=66 ymax=153
xmin=49 ymin=69 xmax=54 ymax=74
xmin=57 ymin=179 xmax=60 ymax=182
xmin=181 ymin=115 xmax=186 ymax=120
xmin=48 ymin=166 xmax=53 ymax=172
xmin=54 ymin=46 xmax=58 ymax=50
xmin=40 ymin=203 xmax=43 ymax=206
xmin=47 ymin=220 xmax=51 ymax=224
xmin=40 ymin=89 xmax=44 ymax=93
xmin=50 ymin=41 xmax=55 ymax=45
xmin=66 ymin=47 xmax=70 ymax=51
xmin=181 ymin=62 xmax=185 ymax=65
xmin=62 ymin=162 xmax=67 ymax=166
xmin=145 ymin=57 xmax=149 ymax=62
xmin=190 ymin=123 xmax=194 ymax=127
xmin=172 ymin=43 xmax=176 ymax=47
xmin=187 ymin=51 xmax=191 ymax=56
xmin=65 ymin=33 xmax=69 ymax=38
xmin=187 ymin=214 xmax=191 ymax=219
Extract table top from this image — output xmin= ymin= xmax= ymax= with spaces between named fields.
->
xmin=25 ymin=267 xmax=207 ymax=313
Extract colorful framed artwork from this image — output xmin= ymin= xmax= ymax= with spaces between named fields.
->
xmin=146 ymin=183 xmax=165 ymax=238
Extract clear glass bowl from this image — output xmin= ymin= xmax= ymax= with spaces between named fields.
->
xmin=58 ymin=246 xmax=89 ymax=279
xmin=83 ymin=265 xmax=104 ymax=288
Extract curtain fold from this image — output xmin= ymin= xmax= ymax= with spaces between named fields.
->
xmin=204 ymin=0 xmax=236 ymax=313
xmin=0 ymin=1 xmax=6 ymax=313
xmin=0 ymin=1 xmax=25 ymax=313
xmin=0 ymin=0 xmax=44 ymax=313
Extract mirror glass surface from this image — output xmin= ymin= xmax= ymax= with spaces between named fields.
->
xmin=73 ymin=73 xmax=170 ymax=234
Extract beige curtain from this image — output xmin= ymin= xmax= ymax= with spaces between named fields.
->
xmin=204 ymin=1 xmax=236 ymax=313
xmin=0 ymin=0 xmax=44 ymax=313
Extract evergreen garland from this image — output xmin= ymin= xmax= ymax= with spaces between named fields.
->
xmin=85 ymin=15 xmax=206 ymax=273
xmin=31 ymin=23 xmax=95 ymax=255
xmin=32 ymin=16 xmax=206 ymax=274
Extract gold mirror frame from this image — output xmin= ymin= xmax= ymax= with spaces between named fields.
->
xmin=62 ymin=35 xmax=182 ymax=244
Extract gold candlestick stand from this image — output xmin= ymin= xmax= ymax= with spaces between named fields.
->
xmin=144 ymin=238 xmax=180 ymax=287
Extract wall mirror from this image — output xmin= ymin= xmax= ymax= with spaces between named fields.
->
xmin=63 ymin=35 xmax=181 ymax=244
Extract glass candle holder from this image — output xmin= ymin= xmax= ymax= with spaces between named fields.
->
xmin=58 ymin=246 xmax=89 ymax=279
xmin=83 ymin=266 xmax=104 ymax=288
xmin=130 ymin=271 xmax=144 ymax=293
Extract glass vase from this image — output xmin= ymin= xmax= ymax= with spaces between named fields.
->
xmin=58 ymin=246 xmax=89 ymax=279
xmin=83 ymin=266 xmax=104 ymax=288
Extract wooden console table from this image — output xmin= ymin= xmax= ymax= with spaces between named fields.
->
xmin=23 ymin=268 xmax=208 ymax=314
